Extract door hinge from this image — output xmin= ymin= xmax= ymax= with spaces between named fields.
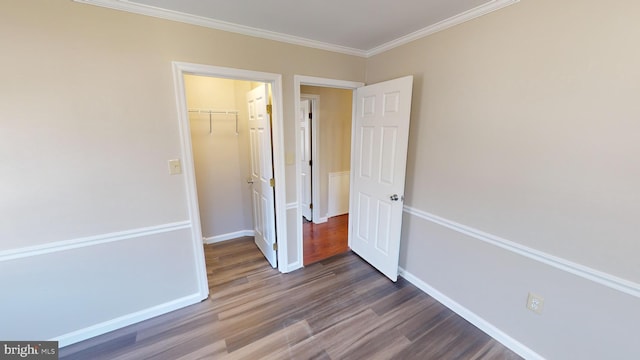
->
xmin=266 ymin=104 xmax=272 ymax=115
xmin=309 ymin=160 xmax=312 ymax=166
xmin=273 ymin=242 xmax=278 ymax=251
xmin=308 ymin=112 xmax=312 ymax=120
xmin=309 ymin=203 xmax=313 ymax=209
xmin=269 ymin=178 xmax=275 ymax=187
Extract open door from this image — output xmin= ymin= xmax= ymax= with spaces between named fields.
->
xmin=299 ymin=99 xmax=312 ymax=221
xmin=349 ymin=76 xmax=413 ymax=281
xmin=248 ymin=84 xmax=277 ymax=268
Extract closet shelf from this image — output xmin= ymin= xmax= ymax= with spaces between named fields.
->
xmin=188 ymin=108 xmax=239 ymax=135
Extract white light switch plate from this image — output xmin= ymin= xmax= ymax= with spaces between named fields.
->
xmin=285 ymin=151 xmax=295 ymax=165
xmin=168 ymin=159 xmax=182 ymax=175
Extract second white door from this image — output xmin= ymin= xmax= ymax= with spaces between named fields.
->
xmin=299 ymin=99 xmax=312 ymax=221
xmin=248 ymin=84 xmax=277 ymax=268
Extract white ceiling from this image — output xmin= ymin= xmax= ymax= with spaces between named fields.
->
xmin=75 ymin=0 xmax=519 ymax=57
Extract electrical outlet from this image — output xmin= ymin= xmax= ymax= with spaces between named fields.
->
xmin=526 ymin=292 xmax=544 ymax=314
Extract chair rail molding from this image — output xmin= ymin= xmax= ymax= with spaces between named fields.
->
xmin=403 ymin=205 xmax=640 ymax=298
xmin=0 ymin=221 xmax=192 ymax=263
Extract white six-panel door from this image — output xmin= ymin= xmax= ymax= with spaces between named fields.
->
xmin=247 ymin=84 xmax=277 ymax=268
xmin=299 ymin=99 xmax=312 ymax=221
xmin=349 ymin=76 xmax=413 ymax=281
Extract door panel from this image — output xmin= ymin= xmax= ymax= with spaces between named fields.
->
xmin=350 ymin=76 xmax=413 ymax=281
xmin=359 ymin=127 xmax=374 ymax=178
xmin=247 ymin=84 xmax=277 ymax=268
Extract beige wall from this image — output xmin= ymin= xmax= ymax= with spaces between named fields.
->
xmin=184 ymin=76 xmax=254 ymax=238
xmin=0 ymin=0 xmax=364 ymax=344
xmin=368 ymin=0 xmax=640 ymax=283
xmin=4 ymin=0 xmax=638 ymax=356
xmin=367 ymin=0 xmax=640 ymax=358
xmin=0 ymin=0 xmax=365 ymax=249
xmin=300 ymin=86 xmax=353 ymax=218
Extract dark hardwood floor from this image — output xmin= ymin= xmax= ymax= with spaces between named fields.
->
xmin=303 ymin=214 xmax=349 ymax=265
xmin=60 ymin=237 xmax=521 ymax=359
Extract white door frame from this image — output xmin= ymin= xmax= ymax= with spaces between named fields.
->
xmin=173 ymin=62 xmax=289 ymax=286
xmin=294 ymin=75 xmax=364 ymax=267
xmin=300 ymin=94 xmax=321 ymax=223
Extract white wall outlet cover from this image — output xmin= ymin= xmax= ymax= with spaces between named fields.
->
xmin=526 ymin=292 xmax=544 ymax=314
xmin=168 ymin=159 xmax=182 ymax=175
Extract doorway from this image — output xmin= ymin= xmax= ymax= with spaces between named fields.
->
xmin=294 ymin=76 xmax=364 ymax=267
xmin=183 ymin=75 xmax=257 ymax=243
xmin=184 ymin=76 xmax=281 ymax=268
xmin=299 ymin=86 xmax=354 ymax=265
xmin=173 ymin=63 xmax=289 ymax=293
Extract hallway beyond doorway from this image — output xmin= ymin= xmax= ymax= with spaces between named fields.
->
xmin=303 ymin=214 xmax=349 ymax=265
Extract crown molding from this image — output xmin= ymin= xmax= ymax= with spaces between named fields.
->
xmin=73 ymin=0 xmax=520 ymax=58
xmin=72 ymin=0 xmax=368 ymax=57
xmin=366 ymin=0 xmax=520 ymax=57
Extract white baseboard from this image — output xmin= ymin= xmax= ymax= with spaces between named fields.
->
xmin=203 ymin=230 xmax=255 ymax=244
xmin=398 ymin=268 xmax=543 ymax=360
xmin=314 ymin=217 xmax=328 ymax=224
xmin=56 ymin=293 xmax=204 ymax=348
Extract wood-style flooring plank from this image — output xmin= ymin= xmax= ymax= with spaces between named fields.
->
xmin=469 ymin=339 xmax=524 ymax=360
xmin=220 ymin=320 xmax=313 ymax=360
xmin=60 ymin=237 xmax=522 ymax=360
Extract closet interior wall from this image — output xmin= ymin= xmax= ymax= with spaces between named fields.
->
xmin=184 ymin=75 xmax=255 ymax=241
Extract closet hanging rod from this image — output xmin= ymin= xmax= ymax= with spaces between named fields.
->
xmin=187 ymin=109 xmax=239 ymax=135
xmin=188 ymin=109 xmax=239 ymax=114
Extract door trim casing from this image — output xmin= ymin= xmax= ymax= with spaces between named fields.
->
xmin=173 ymin=62 xmax=289 ymax=280
xmin=294 ymin=75 xmax=364 ymax=269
